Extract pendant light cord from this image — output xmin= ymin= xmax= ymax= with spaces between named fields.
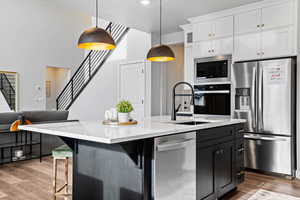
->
xmin=159 ymin=0 xmax=162 ymax=45
xmin=96 ymin=0 xmax=99 ymax=27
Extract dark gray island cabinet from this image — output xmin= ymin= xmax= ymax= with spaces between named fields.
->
xmin=63 ymin=124 xmax=244 ymax=200
xmin=19 ymin=119 xmax=245 ymax=200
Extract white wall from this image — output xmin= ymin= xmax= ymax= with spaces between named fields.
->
xmin=165 ymin=44 xmax=185 ymax=115
xmin=0 ymin=0 xmax=90 ymax=111
xmin=46 ymin=67 xmax=70 ymax=110
xmin=151 ymin=32 xmax=185 ymax=116
xmin=68 ymin=28 xmax=151 ymax=120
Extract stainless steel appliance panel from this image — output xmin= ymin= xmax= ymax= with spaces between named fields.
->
xmin=259 ymin=59 xmax=292 ymax=135
xmin=194 ymin=55 xmax=231 ymax=84
xmin=154 ymin=132 xmax=196 ymax=200
xmin=194 ymin=84 xmax=231 ymax=115
xmin=233 ymin=62 xmax=258 ymax=132
xmin=244 ymin=133 xmax=291 ymax=175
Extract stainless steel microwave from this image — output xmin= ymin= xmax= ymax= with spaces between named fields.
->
xmin=194 ymin=55 xmax=232 ymax=84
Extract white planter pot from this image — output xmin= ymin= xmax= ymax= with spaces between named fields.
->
xmin=118 ymin=113 xmax=129 ymax=123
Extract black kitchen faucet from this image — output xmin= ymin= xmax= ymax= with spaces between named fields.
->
xmin=171 ymin=82 xmax=195 ymax=121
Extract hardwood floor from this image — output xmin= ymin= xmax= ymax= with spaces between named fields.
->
xmin=0 ymin=157 xmax=71 ymax=200
xmin=0 ymin=157 xmax=300 ymax=200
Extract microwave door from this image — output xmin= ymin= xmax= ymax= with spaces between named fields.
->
xmin=258 ymin=59 xmax=293 ymax=136
xmin=233 ymin=62 xmax=258 ymax=132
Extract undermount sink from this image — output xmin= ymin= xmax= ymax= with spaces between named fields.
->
xmin=175 ymin=121 xmax=209 ymax=125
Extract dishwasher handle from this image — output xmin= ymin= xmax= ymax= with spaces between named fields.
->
xmin=156 ymin=138 xmax=195 ymax=152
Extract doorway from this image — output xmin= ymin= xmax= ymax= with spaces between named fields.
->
xmin=118 ymin=61 xmax=151 ymax=121
xmin=45 ymin=67 xmax=71 ymax=110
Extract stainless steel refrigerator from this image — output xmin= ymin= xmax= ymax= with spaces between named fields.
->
xmin=233 ymin=57 xmax=296 ymax=176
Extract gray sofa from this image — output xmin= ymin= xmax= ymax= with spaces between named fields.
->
xmin=0 ymin=110 xmax=70 ymax=159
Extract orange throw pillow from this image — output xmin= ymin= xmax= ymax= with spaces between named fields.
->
xmin=9 ymin=120 xmax=32 ymax=132
xmin=10 ymin=120 xmax=21 ymax=132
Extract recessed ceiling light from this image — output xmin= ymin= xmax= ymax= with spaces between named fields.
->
xmin=140 ymin=0 xmax=150 ymax=6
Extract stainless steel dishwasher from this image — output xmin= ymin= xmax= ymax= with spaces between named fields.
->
xmin=154 ymin=132 xmax=196 ymax=200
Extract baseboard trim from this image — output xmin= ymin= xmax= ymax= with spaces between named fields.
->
xmin=296 ymin=170 xmax=300 ymax=179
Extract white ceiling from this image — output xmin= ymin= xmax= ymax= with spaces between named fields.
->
xmin=54 ymin=0 xmax=262 ymax=34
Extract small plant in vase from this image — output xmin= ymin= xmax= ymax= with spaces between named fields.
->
xmin=116 ymin=100 xmax=134 ymax=123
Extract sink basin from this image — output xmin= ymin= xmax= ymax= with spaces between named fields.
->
xmin=175 ymin=121 xmax=209 ymax=125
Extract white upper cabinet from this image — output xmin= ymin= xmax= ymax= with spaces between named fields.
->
xmin=184 ymin=0 xmax=297 ymax=62
xmin=235 ymin=33 xmax=261 ymax=61
xmin=214 ymin=16 xmax=234 ymax=38
xmin=193 ymin=37 xmax=233 ymax=58
xmin=193 ymin=41 xmax=212 ymax=58
xmin=193 ymin=16 xmax=233 ymax=42
xmin=193 ymin=21 xmax=213 ymax=42
xmin=261 ymin=2 xmax=293 ymax=30
xmin=213 ymin=37 xmax=234 ymax=56
xmin=235 ymin=10 xmax=260 ymax=34
xmin=235 ymin=9 xmax=261 ymax=34
xmin=261 ymin=27 xmax=293 ymax=58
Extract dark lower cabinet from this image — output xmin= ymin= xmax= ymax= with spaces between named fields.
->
xmin=215 ymin=140 xmax=235 ymax=197
xmin=197 ymin=124 xmax=244 ymax=200
xmin=196 ymin=145 xmax=216 ymax=200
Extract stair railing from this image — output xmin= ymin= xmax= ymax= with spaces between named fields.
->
xmin=56 ymin=22 xmax=129 ymax=110
xmin=0 ymin=73 xmax=16 ymax=111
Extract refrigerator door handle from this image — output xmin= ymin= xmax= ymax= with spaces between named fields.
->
xmin=258 ymin=65 xmax=264 ymax=132
xmin=251 ymin=66 xmax=257 ymax=131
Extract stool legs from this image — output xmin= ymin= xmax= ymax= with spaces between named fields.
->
xmin=64 ymin=158 xmax=69 ymax=194
xmin=53 ymin=158 xmax=57 ymax=200
xmin=53 ymin=157 xmax=70 ymax=200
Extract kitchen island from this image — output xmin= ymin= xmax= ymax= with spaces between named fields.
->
xmin=19 ymin=116 xmax=245 ymax=200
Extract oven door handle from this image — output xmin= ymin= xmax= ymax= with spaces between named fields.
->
xmin=195 ymin=90 xmax=230 ymax=94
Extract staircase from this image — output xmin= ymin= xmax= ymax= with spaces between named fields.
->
xmin=56 ymin=22 xmax=129 ymax=110
xmin=0 ymin=73 xmax=16 ymax=111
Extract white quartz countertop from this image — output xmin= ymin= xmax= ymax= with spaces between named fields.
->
xmin=19 ymin=116 xmax=245 ymax=144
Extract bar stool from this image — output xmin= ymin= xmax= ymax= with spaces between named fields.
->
xmin=52 ymin=145 xmax=72 ymax=200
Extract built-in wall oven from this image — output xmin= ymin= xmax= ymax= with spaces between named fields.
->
xmin=194 ymin=55 xmax=232 ymax=84
xmin=194 ymin=84 xmax=231 ymax=116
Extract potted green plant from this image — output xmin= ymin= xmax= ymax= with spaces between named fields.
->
xmin=116 ymin=100 xmax=134 ymax=123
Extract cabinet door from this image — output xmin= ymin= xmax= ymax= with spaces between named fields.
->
xmin=193 ymin=21 xmax=213 ymax=42
xmin=215 ymin=140 xmax=235 ymax=198
xmin=261 ymin=2 xmax=293 ymax=30
xmin=212 ymin=37 xmax=233 ymax=56
xmin=196 ymin=145 xmax=217 ymax=200
xmin=193 ymin=41 xmax=212 ymax=58
xmin=261 ymin=27 xmax=293 ymax=58
xmin=234 ymin=33 xmax=261 ymax=61
xmin=184 ymin=47 xmax=194 ymax=86
xmin=235 ymin=9 xmax=261 ymax=34
xmin=214 ymin=16 xmax=234 ymax=38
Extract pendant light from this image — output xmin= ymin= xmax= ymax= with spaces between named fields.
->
xmin=147 ymin=0 xmax=175 ymax=62
xmin=78 ymin=0 xmax=116 ymax=50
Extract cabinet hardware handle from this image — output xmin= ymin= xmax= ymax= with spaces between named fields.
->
xmin=212 ymin=49 xmax=214 ymax=52
xmin=208 ymin=34 xmax=211 ymax=37
xmin=257 ymin=25 xmax=260 ymax=28
xmin=208 ymin=50 xmax=211 ymax=53
xmin=238 ymin=148 xmax=245 ymax=152
xmin=262 ymin=52 xmax=264 ymax=55
xmin=262 ymin=24 xmax=265 ymax=27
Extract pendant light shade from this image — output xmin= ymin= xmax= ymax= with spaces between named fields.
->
xmin=146 ymin=0 xmax=175 ymax=62
xmin=147 ymin=45 xmax=175 ymax=62
xmin=78 ymin=27 xmax=116 ymax=50
xmin=77 ymin=0 xmax=115 ymax=51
